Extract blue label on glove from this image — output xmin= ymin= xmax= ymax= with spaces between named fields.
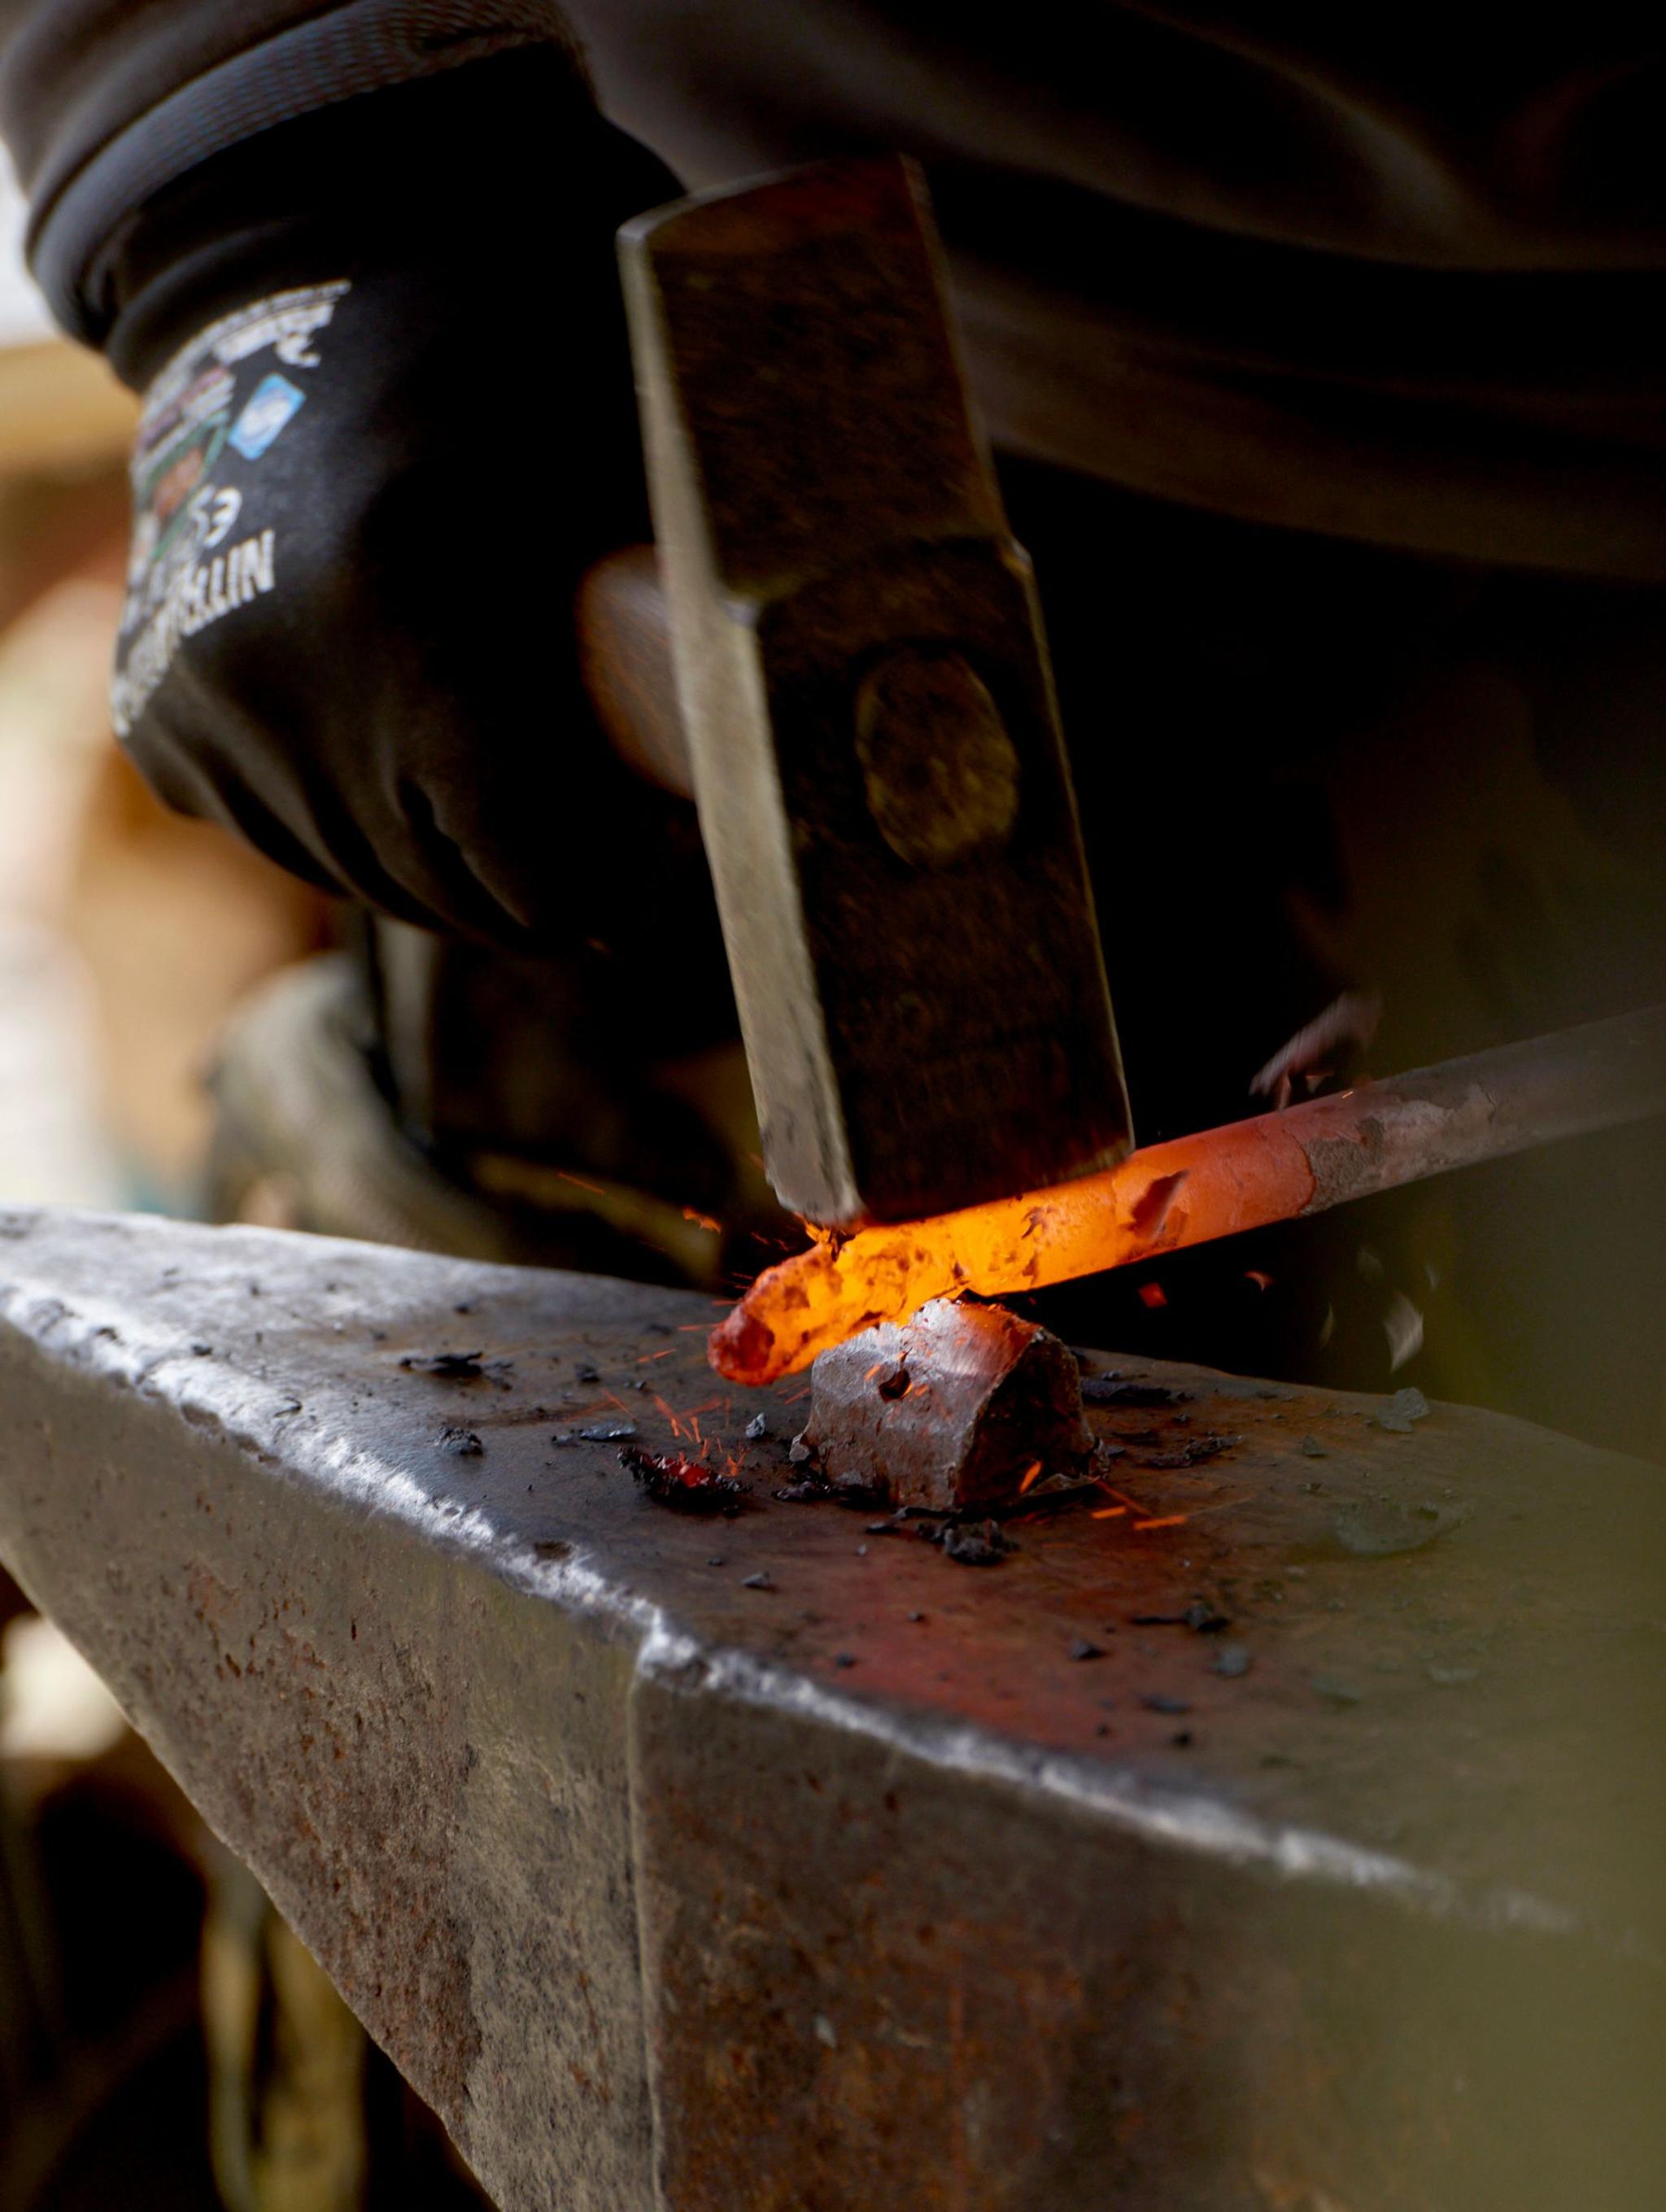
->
xmin=229 ymin=372 xmax=307 ymax=460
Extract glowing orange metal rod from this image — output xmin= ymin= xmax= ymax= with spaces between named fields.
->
xmin=711 ymin=1006 xmax=1666 ymax=1385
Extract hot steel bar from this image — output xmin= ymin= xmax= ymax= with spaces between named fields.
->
xmin=713 ymin=1003 xmax=1666 ymax=1383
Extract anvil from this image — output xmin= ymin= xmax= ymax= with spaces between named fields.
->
xmin=0 ymin=1208 xmax=1660 ymax=2211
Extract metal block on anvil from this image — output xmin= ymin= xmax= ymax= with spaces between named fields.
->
xmin=793 ymin=1296 xmax=1092 ymax=1512
xmin=0 ymin=1208 xmax=1662 ymax=2212
xmin=619 ymin=157 xmax=1129 ymax=1227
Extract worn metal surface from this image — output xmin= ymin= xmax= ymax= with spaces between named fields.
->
xmin=0 ymin=1207 xmax=1661 ymax=2211
xmin=620 ymin=158 xmax=1129 ymax=1226
xmin=796 ymin=1297 xmax=1091 ymax=1510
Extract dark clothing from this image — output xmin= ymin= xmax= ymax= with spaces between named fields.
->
xmin=4 ymin=2 xmax=1666 ymax=573
xmin=0 ymin=2 xmax=570 ymax=331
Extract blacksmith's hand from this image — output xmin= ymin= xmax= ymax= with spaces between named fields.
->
xmin=98 ymin=53 xmax=684 ymax=948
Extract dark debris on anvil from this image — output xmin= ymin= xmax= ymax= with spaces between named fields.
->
xmin=939 ymin=1519 xmax=1015 ymax=1566
xmin=399 ymin=1350 xmax=514 ymax=1385
xmin=1184 ymin=1600 xmax=1232 ymax=1632
xmin=619 ymin=1446 xmax=748 ymax=1516
xmin=1130 ymin=1601 xmax=1232 ymax=1632
xmin=1137 ymin=1432 xmax=1239 ymax=1470
xmin=1080 ymin=1377 xmax=1191 ymax=1408
xmin=774 ymin=1471 xmax=888 ymax=1510
xmin=774 ymin=1474 xmax=835 ymax=1503
xmin=780 ymin=1460 xmax=1054 ymax=1565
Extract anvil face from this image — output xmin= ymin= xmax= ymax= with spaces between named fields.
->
xmin=0 ymin=1210 xmax=1660 ymax=2212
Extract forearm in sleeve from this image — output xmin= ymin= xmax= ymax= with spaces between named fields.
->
xmin=0 ymin=0 xmax=574 ymax=342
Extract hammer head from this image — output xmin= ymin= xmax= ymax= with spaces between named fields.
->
xmin=620 ymin=158 xmax=1129 ymax=1228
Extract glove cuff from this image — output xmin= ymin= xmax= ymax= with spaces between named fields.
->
xmin=102 ymin=46 xmax=641 ymax=392
xmin=31 ymin=2 xmax=582 ymax=350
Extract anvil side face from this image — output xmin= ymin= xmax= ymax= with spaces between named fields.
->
xmin=0 ymin=1212 xmax=1661 ymax=2212
xmin=620 ymin=159 xmax=1129 ymax=1227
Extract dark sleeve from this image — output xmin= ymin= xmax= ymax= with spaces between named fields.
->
xmin=0 ymin=0 xmax=575 ymax=340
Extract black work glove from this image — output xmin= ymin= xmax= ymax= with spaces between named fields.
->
xmin=97 ymin=53 xmax=710 ymax=957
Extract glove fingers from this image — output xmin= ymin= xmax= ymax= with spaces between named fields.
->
xmin=124 ymin=683 xmax=486 ymax=939
xmin=120 ymin=705 xmax=348 ymax=904
xmin=386 ymin=777 xmax=548 ymax=945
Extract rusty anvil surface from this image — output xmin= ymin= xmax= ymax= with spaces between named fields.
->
xmin=0 ymin=1209 xmax=1660 ymax=2212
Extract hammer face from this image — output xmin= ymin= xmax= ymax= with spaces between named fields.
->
xmin=621 ymin=159 xmax=1129 ymax=1227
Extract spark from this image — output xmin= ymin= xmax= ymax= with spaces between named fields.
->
xmin=1017 ymin=1460 xmax=1044 ymax=1494
xmin=1096 ymin=1482 xmax=1151 ymax=1516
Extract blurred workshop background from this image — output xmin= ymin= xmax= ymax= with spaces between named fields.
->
xmin=0 ymin=155 xmax=481 ymax=2212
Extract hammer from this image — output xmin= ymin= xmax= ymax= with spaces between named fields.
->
xmin=582 ymin=158 xmax=1131 ymax=1231
xmin=578 ymin=160 xmax=1666 ymax=1385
